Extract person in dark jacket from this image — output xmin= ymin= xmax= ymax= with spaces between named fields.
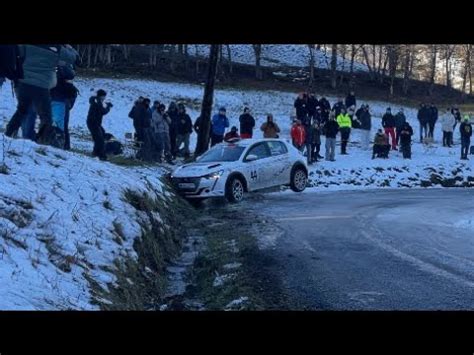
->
xmin=382 ymin=107 xmax=397 ymax=150
xmin=332 ymin=99 xmax=345 ymax=119
xmin=309 ymin=119 xmax=322 ymax=163
xmin=5 ymin=44 xmax=76 ymax=147
xmin=307 ymin=93 xmax=318 ymax=120
xmin=86 ymin=89 xmax=112 ymax=161
xmin=175 ymin=104 xmax=193 ymax=158
xmin=460 ymin=116 xmax=473 ymax=160
xmin=428 ymin=103 xmax=438 ymax=139
xmin=294 ymin=92 xmax=308 ymax=121
xmin=372 ymin=129 xmax=390 ymax=159
xmin=211 ymin=107 xmax=230 ymax=146
xmin=167 ymin=101 xmax=180 ymax=156
xmin=319 ymin=96 xmax=331 ymax=123
xmin=394 ymin=108 xmax=407 ymax=146
xmin=324 ymin=113 xmax=339 ymax=161
xmin=314 ymin=106 xmax=323 ymax=125
xmin=128 ymin=97 xmax=149 ymax=144
xmin=358 ymin=105 xmax=372 ymax=150
xmin=239 ymin=107 xmax=255 ymax=139
xmin=452 ymin=107 xmax=462 ymax=131
xmin=417 ymin=103 xmax=429 ymax=143
xmin=224 ymin=126 xmax=240 ymax=142
xmin=345 ymin=91 xmax=356 ymax=109
xmin=399 ymin=121 xmax=413 ymax=159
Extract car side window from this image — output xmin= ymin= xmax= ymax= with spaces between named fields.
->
xmin=267 ymin=141 xmax=288 ymax=156
xmin=244 ymin=143 xmax=271 ymax=161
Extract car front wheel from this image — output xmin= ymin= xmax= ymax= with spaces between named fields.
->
xmin=225 ymin=176 xmax=245 ymax=203
xmin=290 ymin=166 xmax=308 ymax=192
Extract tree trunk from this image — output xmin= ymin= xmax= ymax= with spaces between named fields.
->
xmin=308 ymin=45 xmax=315 ymax=90
xmin=428 ymin=44 xmax=437 ymax=96
xmin=349 ymin=44 xmax=357 ymax=89
xmin=331 ymin=44 xmax=338 ymax=89
xmin=362 ymin=45 xmax=374 ymax=80
xmin=387 ymin=45 xmax=399 ymax=97
xmin=93 ymin=45 xmax=100 ymax=66
xmin=339 ymin=45 xmax=346 ymax=85
xmin=105 ymin=45 xmax=112 ymax=66
xmin=226 ymin=45 xmax=233 ymax=77
xmin=87 ymin=44 xmax=92 ymax=68
xmin=195 ymin=44 xmax=220 ymax=157
xmin=184 ymin=44 xmax=189 ymax=72
xmin=253 ymin=44 xmax=263 ymax=80
xmin=402 ymin=45 xmax=411 ymax=95
xmin=122 ymin=44 xmax=129 ymax=61
xmin=195 ymin=45 xmax=200 ymax=78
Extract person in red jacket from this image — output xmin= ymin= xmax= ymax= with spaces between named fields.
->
xmin=291 ymin=119 xmax=306 ymax=152
xmin=224 ymin=126 xmax=240 ymax=142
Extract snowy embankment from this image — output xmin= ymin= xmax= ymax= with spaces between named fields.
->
xmin=0 ymin=135 xmax=186 ymax=310
xmin=191 ymin=44 xmax=369 ymax=72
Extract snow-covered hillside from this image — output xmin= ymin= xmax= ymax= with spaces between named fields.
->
xmin=1 ymin=76 xmax=471 ymax=191
xmin=0 ymin=135 xmax=176 ymax=309
xmin=1 ymin=75 xmax=473 ymax=309
xmin=192 ymin=45 xmax=369 ymax=72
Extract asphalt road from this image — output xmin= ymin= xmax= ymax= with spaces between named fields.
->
xmin=243 ymin=189 xmax=474 ymax=310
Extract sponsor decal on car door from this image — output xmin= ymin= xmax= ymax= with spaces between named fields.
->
xmin=265 ymin=141 xmax=291 ymax=186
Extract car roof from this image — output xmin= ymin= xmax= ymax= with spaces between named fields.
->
xmin=221 ymin=138 xmax=285 ymax=148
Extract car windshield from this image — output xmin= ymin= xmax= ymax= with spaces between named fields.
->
xmin=198 ymin=145 xmax=246 ymax=163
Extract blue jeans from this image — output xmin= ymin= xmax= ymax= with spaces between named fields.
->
xmin=21 ymin=104 xmax=37 ymax=141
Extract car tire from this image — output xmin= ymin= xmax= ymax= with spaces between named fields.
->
xmin=225 ymin=175 xmax=245 ymax=203
xmin=290 ymin=165 xmax=308 ymax=192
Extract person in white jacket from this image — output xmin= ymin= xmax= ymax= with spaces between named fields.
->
xmin=440 ymin=108 xmax=455 ymax=147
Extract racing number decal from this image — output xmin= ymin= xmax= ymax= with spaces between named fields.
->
xmin=251 ymin=170 xmax=258 ymax=181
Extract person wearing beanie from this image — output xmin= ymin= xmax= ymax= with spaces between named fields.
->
xmin=211 ymin=107 xmax=230 ymax=146
xmin=460 ymin=115 xmax=472 ymax=160
xmin=440 ymin=107 xmax=455 ymax=147
xmin=291 ymin=119 xmax=306 ymax=152
xmin=87 ymin=89 xmax=112 ymax=161
xmin=175 ymin=104 xmax=193 ymax=158
xmin=260 ymin=114 xmax=280 ymax=138
xmin=382 ymin=107 xmax=397 ymax=150
xmin=239 ymin=107 xmax=255 ymax=139
xmin=224 ymin=126 xmax=240 ymax=142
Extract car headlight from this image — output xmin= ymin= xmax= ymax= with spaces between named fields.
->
xmin=202 ymin=170 xmax=224 ymax=179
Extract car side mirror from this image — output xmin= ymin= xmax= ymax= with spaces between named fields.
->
xmin=245 ymin=154 xmax=258 ymax=162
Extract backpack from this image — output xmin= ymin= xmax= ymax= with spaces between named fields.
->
xmin=0 ymin=45 xmax=24 ymax=81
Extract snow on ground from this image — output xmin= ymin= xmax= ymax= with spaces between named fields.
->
xmin=192 ymin=45 xmax=368 ymax=72
xmin=0 ymin=75 xmax=472 ymax=309
xmin=0 ymin=136 xmax=171 ymax=309
xmin=2 ymin=76 xmax=472 ymax=192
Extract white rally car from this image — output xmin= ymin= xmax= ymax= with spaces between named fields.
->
xmin=171 ymin=139 xmax=308 ymax=203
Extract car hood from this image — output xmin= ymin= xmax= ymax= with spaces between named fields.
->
xmin=172 ymin=162 xmax=233 ymax=178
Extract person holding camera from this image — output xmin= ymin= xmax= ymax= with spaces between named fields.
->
xmin=86 ymin=89 xmax=112 ymax=161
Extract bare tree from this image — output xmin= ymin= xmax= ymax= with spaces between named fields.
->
xmin=331 ymin=44 xmax=338 ymax=89
xmin=387 ymin=45 xmax=400 ymax=97
xmin=308 ymin=44 xmax=315 ymax=89
xmin=252 ymin=44 xmax=263 ymax=80
xmin=362 ymin=45 xmax=375 ymax=80
xmin=443 ymin=44 xmax=456 ymax=88
xmin=226 ymin=45 xmax=233 ymax=77
xmin=428 ymin=44 xmax=438 ymax=96
xmin=195 ymin=44 xmax=220 ymax=157
xmin=402 ymin=44 xmax=413 ymax=95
